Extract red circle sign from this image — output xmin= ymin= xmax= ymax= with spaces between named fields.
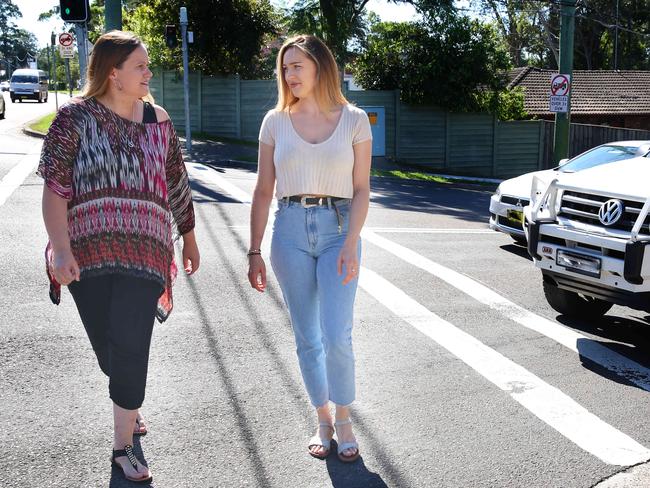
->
xmin=551 ymin=75 xmax=570 ymax=96
xmin=59 ymin=33 xmax=74 ymax=47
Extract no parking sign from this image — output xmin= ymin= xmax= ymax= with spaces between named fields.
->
xmin=549 ymin=74 xmax=571 ymax=113
xmin=58 ymin=32 xmax=75 ymax=59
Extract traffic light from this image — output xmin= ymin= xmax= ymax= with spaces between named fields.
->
xmin=165 ymin=25 xmax=178 ymax=49
xmin=59 ymin=0 xmax=89 ymax=22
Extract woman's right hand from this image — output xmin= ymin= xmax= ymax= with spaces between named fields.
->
xmin=248 ymin=255 xmax=267 ymax=292
xmin=50 ymin=248 xmax=80 ymax=286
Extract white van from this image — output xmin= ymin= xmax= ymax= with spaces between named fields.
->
xmin=10 ymin=69 xmax=49 ymax=103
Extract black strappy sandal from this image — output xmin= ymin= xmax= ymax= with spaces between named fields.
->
xmin=111 ymin=444 xmax=153 ymax=483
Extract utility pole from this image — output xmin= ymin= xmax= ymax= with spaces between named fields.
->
xmin=180 ymin=6 xmax=192 ymax=152
xmin=614 ymin=0 xmax=620 ymax=70
xmin=553 ymin=0 xmax=576 ymax=164
xmin=104 ymin=0 xmax=122 ymax=31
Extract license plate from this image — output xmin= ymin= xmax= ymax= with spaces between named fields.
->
xmin=556 ymin=250 xmax=601 ymax=278
xmin=506 ymin=209 xmax=524 ymax=224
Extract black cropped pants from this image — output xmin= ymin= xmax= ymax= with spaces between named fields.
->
xmin=68 ymin=274 xmax=161 ymax=410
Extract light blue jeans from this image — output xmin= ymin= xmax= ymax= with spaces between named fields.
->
xmin=270 ymin=198 xmax=361 ymax=407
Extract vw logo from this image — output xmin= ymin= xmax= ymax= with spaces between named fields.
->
xmin=598 ymin=199 xmax=624 ymax=226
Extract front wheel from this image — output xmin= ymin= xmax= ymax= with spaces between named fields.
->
xmin=543 ymin=279 xmax=613 ymax=319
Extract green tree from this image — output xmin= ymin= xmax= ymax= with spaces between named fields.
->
xmin=1 ymin=0 xmax=39 ymax=75
xmin=126 ymin=0 xmax=277 ymax=78
xmin=350 ymin=17 xmax=525 ymax=119
xmin=474 ymin=0 xmax=560 ymax=68
xmin=283 ymin=0 xmax=454 ymax=69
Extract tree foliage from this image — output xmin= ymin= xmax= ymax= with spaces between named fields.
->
xmin=350 ymin=16 xmax=525 ymax=119
xmin=476 ymin=0 xmax=650 ymax=70
xmin=0 ymin=0 xmax=38 ymax=74
xmin=284 ymin=0 xmax=369 ymax=67
xmin=126 ymin=0 xmax=278 ymax=78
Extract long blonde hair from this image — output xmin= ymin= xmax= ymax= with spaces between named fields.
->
xmin=275 ymin=35 xmax=347 ymax=112
xmin=82 ymin=30 xmax=153 ymax=102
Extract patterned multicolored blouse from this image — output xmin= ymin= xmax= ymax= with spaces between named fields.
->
xmin=37 ymin=97 xmax=195 ymax=322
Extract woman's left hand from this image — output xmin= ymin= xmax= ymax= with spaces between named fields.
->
xmin=182 ymin=231 xmax=200 ymax=275
xmin=337 ymin=240 xmax=359 ymax=286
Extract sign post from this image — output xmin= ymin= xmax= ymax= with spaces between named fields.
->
xmin=51 ymin=32 xmax=58 ymax=111
xmin=552 ymin=0 xmax=576 ymax=164
xmin=180 ymin=7 xmax=192 ymax=152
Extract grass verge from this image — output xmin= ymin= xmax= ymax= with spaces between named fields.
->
xmin=370 ymin=168 xmax=497 ymax=186
xmin=28 ymin=112 xmax=56 ymax=134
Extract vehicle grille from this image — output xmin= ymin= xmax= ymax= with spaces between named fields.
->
xmin=558 ymin=190 xmax=649 ymax=233
xmin=501 ymin=196 xmax=529 ymax=207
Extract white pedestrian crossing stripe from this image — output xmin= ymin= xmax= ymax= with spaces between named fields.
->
xmin=0 ymin=156 xmax=38 ymax=207
xmin=361 ymin=229 xmax=650 ymax=392
xmin=186 ymin=163 xmax=650 ymax=466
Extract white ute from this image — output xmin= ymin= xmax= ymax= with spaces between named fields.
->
xmin=490 ymin=141 xmax=650 ymax=243
xmin=526 ymin=155 xmax=650 ymax=318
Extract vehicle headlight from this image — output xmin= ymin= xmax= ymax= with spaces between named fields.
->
xmin=494 ymin=185 xmax=502 ymax=200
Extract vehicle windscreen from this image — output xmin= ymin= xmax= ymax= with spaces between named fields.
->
xmin=560 ymin=145 xmax=641 ymax=172
xmin=11 ymin=75 xmax=38 ymax=83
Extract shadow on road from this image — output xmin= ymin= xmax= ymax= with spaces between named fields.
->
xmin=556 ymin=314 xmax=650 ymax=390
xmin=176 ymin=187 xmax=404 ymax=487
xmin=499 ymin=243 xmax=532 ymax=261
xmin=326 ymin=453 xmax=389 ymax=488
xmin=192 ymin=159 xmax=494 ymax=226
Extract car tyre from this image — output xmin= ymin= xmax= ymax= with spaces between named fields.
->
xmin=11 ymin=97 xmax=15 ymax=103
xmin=543 ymin=279 xmax=613 ymax=319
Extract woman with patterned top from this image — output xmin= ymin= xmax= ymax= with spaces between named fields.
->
xmin=248 ymin=35 xmax=372 ymax=463
xmin=39 ymin=31 xmax=199 ymax=483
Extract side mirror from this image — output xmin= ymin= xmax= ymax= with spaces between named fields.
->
xmin=558 ymin=158 xmax=569 ymax=166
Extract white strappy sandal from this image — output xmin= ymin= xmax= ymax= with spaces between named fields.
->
xmin=308 ymin=421 xmax=335 ymax=459
xmin=334 ymin=418 xmax=360 ymax=463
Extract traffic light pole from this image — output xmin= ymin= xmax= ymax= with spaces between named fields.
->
xmin=74 ymin=23 xmax=89 ymax=88
xmin=180 ymin=7 xmax=192 ymax=152
xmin=105 ymin=0 xmax=122 ymax=31
xmin=553 ymin=0 xmax=576 ymax=164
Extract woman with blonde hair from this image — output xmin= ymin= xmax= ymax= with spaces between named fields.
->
xmin=39 ymin=30 xmax=199 ymax=482
xmin=248 ymin=34 xmax=372 ymax=462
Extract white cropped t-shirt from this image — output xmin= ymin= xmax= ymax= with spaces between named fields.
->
xmin=258 ymin=104 xmax=372 ymax=199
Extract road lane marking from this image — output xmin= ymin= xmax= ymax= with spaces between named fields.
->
xmin=0 ymin=155 xmax=39 ymax=207
xmin=191 ymin=163 xmax=650 ymax=392
xmin=187 ymin=163 xmax=650 ymax=466
xmin=360 ymin=229 xmax=650 ymax=392
xmin=359 ymin=267 xmax=650 ymax=466
xmin=367 ymin=227 xmax=493 ymax=234
xmin=225 ymin=225 xmax=494 ymax=234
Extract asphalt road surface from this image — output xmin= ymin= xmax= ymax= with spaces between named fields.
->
xmin=2 ymin=99 xmax=650 ymax=487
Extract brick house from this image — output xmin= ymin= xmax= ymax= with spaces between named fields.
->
xmin=508 ymin=67 xmax=650 ymax=130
